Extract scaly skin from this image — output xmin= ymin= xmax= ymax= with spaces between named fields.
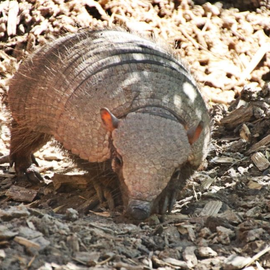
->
xmin=9 ymin=29 xmax=210 ymax=220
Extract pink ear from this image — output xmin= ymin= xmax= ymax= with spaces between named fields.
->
xmin=187 ymin=121 xmax=203 ymax=145
xmin=100 ymin=108 xmax=119 ymax=132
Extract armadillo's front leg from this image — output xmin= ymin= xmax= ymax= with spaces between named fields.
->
xmin=92 ymin=178 xmax=115 ymax=210
xmin=10 ymin=121 xmax=51 ymax=181
xmin=157 ymin=164 xmax=194 ymax=215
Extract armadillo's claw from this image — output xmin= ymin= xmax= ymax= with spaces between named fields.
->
xmin=14 ymin=164 xmax=43 ymax=183
xmin=168 ymin=191 xmax=177 ymax=213
xmin=103 ymin=188 xmax=115 ymax=211
xmin=25 ymin=164 xmax=43 ymax=183
xmin=158 ymin=190 xmax=177 ymax=215
xmin=124 ymin=191 xmax=178 ymax=221
xmin=159 ymin=195 xmax=169 ymax=215
xmin=9 ymin=152 xmax=43 ymax=183
xmin=92 ymin=179 xmax=104 ymax=203
xmin=31 ymin=154 xmax=39 ymax=167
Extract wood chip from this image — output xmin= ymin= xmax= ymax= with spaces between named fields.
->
xmin=250 ymin=152 xmax=270 ymax=171
xmin=31 ymin=19 xmax=50 ymax=35
xmin=223 ymin=254 xmax=252 ymax=269
xmin=246 ymin=207 xmax=262 ymax=218
xmin=0 ymin=225 xmax=18 ymax=240
xmin=74 ymin=251 xmax=100 ymax=266
xmin=163 ymin=257 xmax=189 ymax=268
xmin=187 ymin=226 xmax=196 ymax=242
xmin=5 ymin=186 xmax=37 ymax=202
xmin=182 ymin=246 xmax=198 ymax=268
xmin=200 ymin=201 xmax=223 ymax=217
xmin=201 ymin=175 xmax=216 ymax=190
xmin=216 ymin=226 xmax=235 ymax=245
xmin=0 ymin=249 xmax=6 ymax=259
xmin=220 ymin=104 xmax=253 ymax=129
xmin=7 ymin=1 xmax=19 ymax=36
xmin=14 ymin=236 xmax=41 ymax=250
xmin=218 ymin=210 xmax=243 ymax=224
xmin=239 ymin=123 xmax=251 ymax=142
xmin=197 ymin=246 xmax=217 ymax=258
xmin=248 ymin=180 xmax=263 ymax=190
xmin=0 ymin=206 xmax=30 ymax=221
xmin=211 ymin=156 xmax=239 ymax=164
xmin=247 ymin=134 xmax=270 ymax=154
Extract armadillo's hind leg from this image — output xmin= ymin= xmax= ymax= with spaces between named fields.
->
xmin=10 ymin=120 xmax=51 ymax=182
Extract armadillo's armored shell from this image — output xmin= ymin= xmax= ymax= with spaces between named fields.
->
xmin=9 ymin=29 xmax=209 ymax=166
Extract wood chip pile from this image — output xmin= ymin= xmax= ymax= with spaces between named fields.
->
xmin=0 ymin=1 xmax=270 ymax=270
xmin=1 ymin=0 xmax=270 ymax=103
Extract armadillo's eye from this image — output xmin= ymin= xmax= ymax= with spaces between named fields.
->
xmin=114 ymin=155 xmax=123 ymax=167
xmin=111 ymin=153 xmax=123 ymax=172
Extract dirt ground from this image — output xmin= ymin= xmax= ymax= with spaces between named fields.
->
xmin=1 ymin=0 xmax=270 ymax=269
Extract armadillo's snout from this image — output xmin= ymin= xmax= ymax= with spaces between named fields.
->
xmin=125 ymin=200 xmax=152 ymax=220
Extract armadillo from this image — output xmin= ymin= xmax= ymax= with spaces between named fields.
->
xmin=8 ymin=29 xmax=210 ymax=220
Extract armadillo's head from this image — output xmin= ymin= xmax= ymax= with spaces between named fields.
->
xmin=100 ymin=108 xmax=203 ymax=220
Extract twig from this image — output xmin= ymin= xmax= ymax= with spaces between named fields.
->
xmin=245 ymin=245 xmax=270 ymax=267
xmin=7 ymin=1 xmax=19 ymax=36
xmin=97 ymin=254 xmax=114 ymax=265
xmin=202 ymin=12 xmax=212 ymax=33
xmin=179 ymin=26 xmax=200 ymax=49
xmin=27 ymin=255 xmax=37 ymax=268
xmin=241 ymin=43 xmax=270 ymax=81
xmin=193 ymin=26 xmax=208 ymax=48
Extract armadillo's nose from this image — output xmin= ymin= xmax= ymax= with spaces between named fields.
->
xmin=125 ymin=200 xmax=151 ymax=220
